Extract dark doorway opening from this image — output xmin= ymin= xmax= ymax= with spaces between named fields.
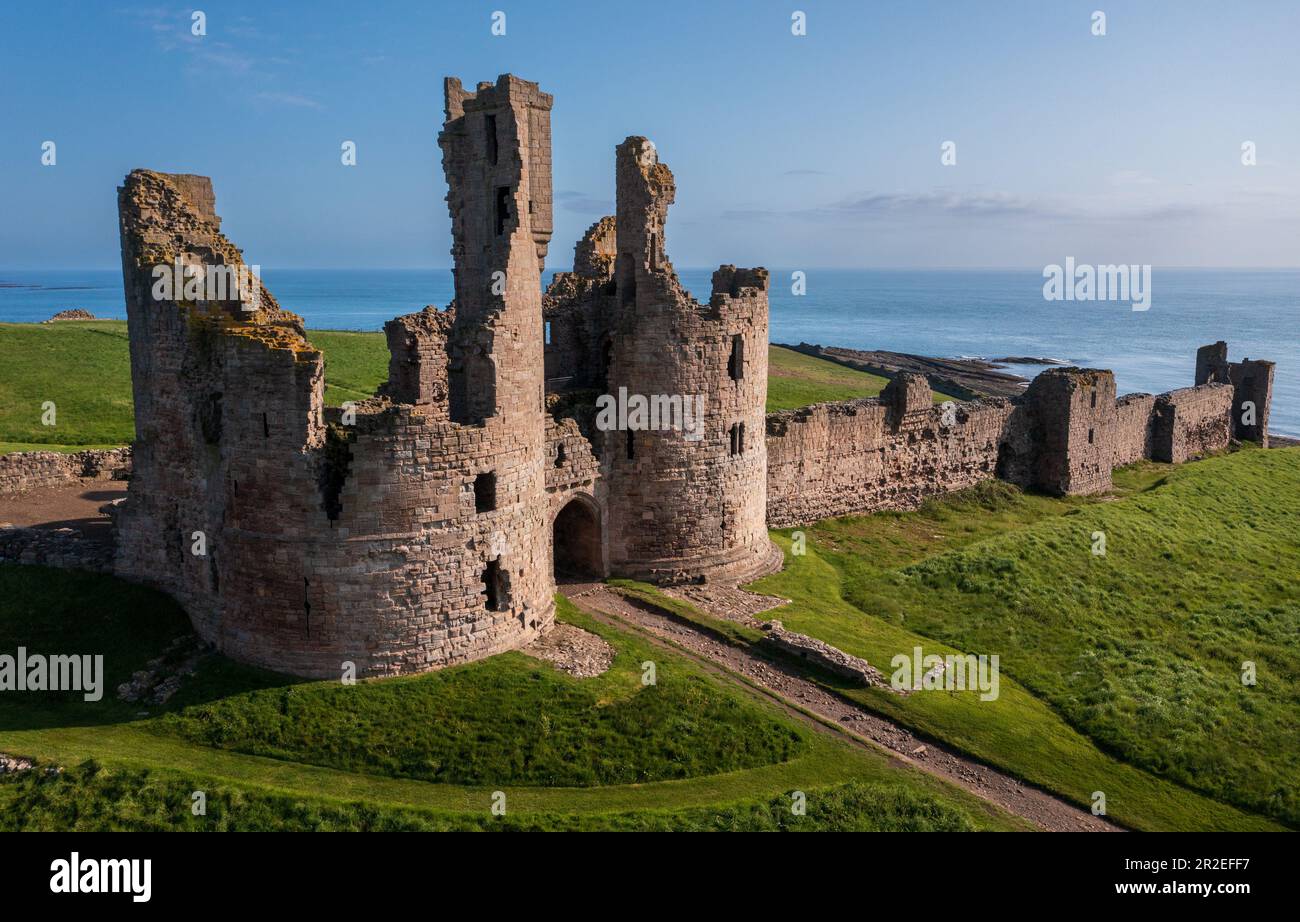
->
xmin=995 ymin=441 xmax=1017 ymax=480
xmin=553 ymin=498 xmax=603 ymax=580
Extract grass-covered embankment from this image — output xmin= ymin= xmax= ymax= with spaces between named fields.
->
xmin=0 ymin=566 xmax=1026 ymax=831
xmin=737 ymin=449 xmax=1295 ymax=830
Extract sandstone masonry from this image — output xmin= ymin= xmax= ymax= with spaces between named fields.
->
xmin=0 ymin=448 xmax=131 ymax=497
xmin=765 ymin=361 xmax=1259 ymax=527
xmin=97 ymin=73 xmax=1273 ymax=679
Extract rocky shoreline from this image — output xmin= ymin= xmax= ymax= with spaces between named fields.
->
xmin=778 ymin=342 xmax=1040 ymax=399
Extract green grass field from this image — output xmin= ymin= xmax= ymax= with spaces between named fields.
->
xmin=0 ymin=567 xmax=1027 ymax=831
xmin=765 ymin=347 xmax=957 ymax=410
xmin=0 ymin=320 xmax=910 ymax=451
xmin=732 ymin=448 xmax=1294 ymax=830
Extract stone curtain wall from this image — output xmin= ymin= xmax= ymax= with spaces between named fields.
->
xmin=1152 ymin=385 xmax=1234 ymax=463
xmin=1111 ymin=394 xmax=1158 ymax=467
xmin=765 ymin=358 xmax=1257 ymax=529
xmin=765 ymin=390 xmax=1020 ymax=528
xmin=0 ymin=448 xmax=131 ymax=496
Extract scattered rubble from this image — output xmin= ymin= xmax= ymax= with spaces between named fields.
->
xmin=0 ymin=524 xmax=113 ymax=572
xmin=44 ymin=308 xmax=97 ymax=322
xmin=758 ymin=619 xmax=890 ymax=689
xmin=116 ymin=635 xmax=211 ymax=705
xmin=524 ymin=622 xmax=615 ymax=678
xmin=0 ymin=754 xmax=35 ymax=774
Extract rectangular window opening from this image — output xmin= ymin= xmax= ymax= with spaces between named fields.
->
xmin=728 ymin=334 xmax=745 ymax=381
xmin=484 ymin=114 xmax=498 ymax=165
xmin=474 ymin=472 xmax=497 ymax=513
xmin=495 ymin=187 xmax=511 ymax=236
xmin=482 ymin=559 xmax=504 ymax=612
xmin=730 ymin=422 xmax=745 ymax=456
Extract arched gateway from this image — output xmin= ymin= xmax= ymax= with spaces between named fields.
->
xmin=552 ymin=496 xmax=604 ymax=579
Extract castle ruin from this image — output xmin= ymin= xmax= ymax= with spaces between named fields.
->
xmin=109 ymin=74 xmax=1274 ymax=679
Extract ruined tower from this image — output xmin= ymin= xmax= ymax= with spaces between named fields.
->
xmin=597 ymin=137 xmax=779 ymax=583
xmin=112 ymin=74 xmax=559 ymax=679
xmin=1195 ymin=341 xmax=1274 ymax=447
xmin=1024 ymin=368 xmax=1117 ymax=495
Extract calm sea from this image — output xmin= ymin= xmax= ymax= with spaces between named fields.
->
xmin=2 ymin=267 xmax=1296 ymax=436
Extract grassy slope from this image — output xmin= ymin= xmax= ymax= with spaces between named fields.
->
xmin=0 ymin=761 xmax=984 ymax=832
xmin=0 ymin=566 xmax=1025 ymax=831
xmin=0 ymin=321 xmax=135 ymax=447
xmin=767 ymin=346 xmax=957 ymax=409
xmin=733 ymin=450 xmax=1295 ymax=830
xmin=149 ymin=607 xmax=807 ymax=788
xmin=309 ymin=330 xmax=388 ymax=407
xmin=0 ymin=322 xmax=931 ymax=450
xmin=811 ymin=448 xmax=1300 ymax=825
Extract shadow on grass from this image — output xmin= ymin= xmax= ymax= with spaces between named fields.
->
xmin=0 ymin=563 xmax=301 ymax=733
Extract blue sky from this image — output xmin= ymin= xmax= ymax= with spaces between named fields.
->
xmin=2 ymin=0 xmax=1297 ymax=269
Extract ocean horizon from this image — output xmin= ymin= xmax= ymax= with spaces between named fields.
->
xmin=3 ymin=267 xmax=1297 ymax=436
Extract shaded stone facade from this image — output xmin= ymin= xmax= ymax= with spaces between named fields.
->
xmin=111 ymin=74 xmax=777 ymax=678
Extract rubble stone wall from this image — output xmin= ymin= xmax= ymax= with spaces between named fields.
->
xmin=1152 ymin=385 xmax=1234 ymax=463
xmin=765 ymin=390 xmax=1021 ymax=528
xmin=0 ymin=448 xmax=132 ymax=496
xmin=765 ymin=366 xmax=1244 ymax=528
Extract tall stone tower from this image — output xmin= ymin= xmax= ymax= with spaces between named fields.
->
xmin=600 ymin=137 xmax=778 ymax=582
xmin=434 ymin=73 xmax=557 ymax=637
xmin=110 ymin=75 xmax=561 ymax=680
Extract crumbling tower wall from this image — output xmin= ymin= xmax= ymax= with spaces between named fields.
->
xmin=1023 ymin=368 xmax=1117 ymax=495
xmin=113 ymin=74 xmax=559 ymax=678
xmin=542 ymin=216 xmax=617 ymax=388
xmin=599 ymin=137 xmax=778 ymax=583
xmin=433 ymin=72 xmax=556 ymax=636
xmin=1197 ymin=341 xmax=1274 ymax=447
xmin=114 ymin=169 xmax=331 ymax=665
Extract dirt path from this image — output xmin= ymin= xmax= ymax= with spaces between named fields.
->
xmin=0 ymin=481 xmax=124 ymax=547
xmin=563 ymin=582 xmax=1121 ymax=833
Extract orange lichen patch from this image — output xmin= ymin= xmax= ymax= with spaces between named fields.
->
xmin=224 ymin=321 xmax=320 ymax=359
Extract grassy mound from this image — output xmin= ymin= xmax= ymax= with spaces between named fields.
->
xmin=0 ymin=759 xmax=977 ymax=832
xmin=0 ymin=568 xmax=804 ymax=787
xmin=0 ymin=564 xmax=1027 ymax=830
xmin=149 ymin=598 xmax=806 ymax=787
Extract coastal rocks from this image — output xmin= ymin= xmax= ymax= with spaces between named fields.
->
xmin=43 ymin=309 xmax=97 ymax=322
xmin=524 ymin=622 xmax=615 ymax=678
xmin=778 ymin=342 xmax=1031 ymax=399
xmin=758 ymin=619 xmax=891 ymax=690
